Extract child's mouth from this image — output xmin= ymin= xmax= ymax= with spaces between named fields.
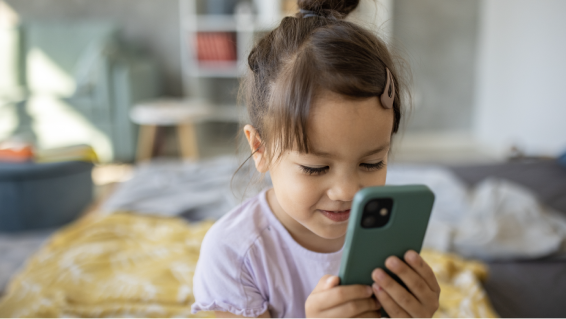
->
xmin=319 ymin=209 xmax=351 ymax=222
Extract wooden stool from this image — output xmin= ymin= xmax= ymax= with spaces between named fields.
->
xmin=130 ymin=99 xmax=211 ymax=162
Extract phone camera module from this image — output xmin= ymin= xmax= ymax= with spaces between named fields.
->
xmin=361 ymin=198 xmax=393 ymax=228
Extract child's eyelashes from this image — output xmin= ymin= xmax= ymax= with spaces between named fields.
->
xmin=299 ymin=161 xmax=385 ymax=175
xmin=299 ymin=165 xmax=329 ymax=176
xmin=360 ymin=161 xmax=386 ymax=171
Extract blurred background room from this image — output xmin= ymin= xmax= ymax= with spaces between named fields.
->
xmin=0 ymin=0 xmax=565 ymax=317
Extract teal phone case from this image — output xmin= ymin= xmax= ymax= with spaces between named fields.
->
xmin=339 ymin=185 xmax=435 ymax=286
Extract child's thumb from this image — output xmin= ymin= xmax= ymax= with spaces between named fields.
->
xmin=313 ymin=275 xmax=340 ymax=293
xmin=325 ymin=275 xmax=340 ymax=289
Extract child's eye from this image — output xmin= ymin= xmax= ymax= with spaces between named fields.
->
xmin=299 ymin=165 xmax=329 ymax=175
xmin=360 ymin=161 xmax=385 ymax=171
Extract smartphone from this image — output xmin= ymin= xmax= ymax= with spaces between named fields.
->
xmin=339 ymin=185 xmax=435 ymax=288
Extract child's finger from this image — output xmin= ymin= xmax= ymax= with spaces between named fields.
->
xmin=305 ymin=275 xmax=341 ymax=317
xmin=404 ymin=250 xmax=441 ymax=294
xmin=320 ymin=297 xmax=380 ymax=318
xmin=372 ymin=268 xmax=422 ymax=317
xmin=313 ymin=284 xmax=374 ymax=312
xmin=372 ymin=284 xmax=410 ymax=318
xmin=311 ymin=275 xmax=340 ymax=294
xmin=385 ymin=256 xmax=435 ymax=304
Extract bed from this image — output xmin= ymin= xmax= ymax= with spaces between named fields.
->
xmin=0 ymin=213 xmax=497 ymax=318
xmin=1 ymin=157 xmax=564 ymax=317
xmin=448 ymin=159 xmax=566 ymax=318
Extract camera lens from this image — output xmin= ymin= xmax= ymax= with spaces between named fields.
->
xmin=366 ymin=200 xmax=379 ymax=213
xmin=362 ymin=215 xmax=376 ymax=228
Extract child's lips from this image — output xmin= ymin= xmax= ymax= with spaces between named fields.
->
xmin=319 ymin=209 xmax=351 ymax=222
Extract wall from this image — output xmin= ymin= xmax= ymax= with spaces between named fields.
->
xmin=5 ymin=0 xmax=182 ymax=96
xmin=348 ymin=0 xmax=393 ymax=37
xmin=9 ymin=1 xmax=565 ymax=157
xmin=474 ymin=0 xmax=566 ymax=156
xmin=392 ymin=0 xmax=480 ymax=132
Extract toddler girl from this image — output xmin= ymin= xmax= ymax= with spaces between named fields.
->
xmin=192 ymin=0 xmax=440 ymax=317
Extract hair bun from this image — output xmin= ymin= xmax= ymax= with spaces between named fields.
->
xmin=297 ymin=0 xmax=360 ymax=17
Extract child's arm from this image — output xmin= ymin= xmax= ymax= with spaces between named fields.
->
xmin=371 ymin=250 xmax=440 ymax=317
xmin=215 ymin=310 xmax=271 ymax=318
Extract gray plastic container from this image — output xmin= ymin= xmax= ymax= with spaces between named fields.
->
xmin=0 ymin=161 xmax=93 ymax=232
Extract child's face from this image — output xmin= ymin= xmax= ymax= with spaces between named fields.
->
xmin=256 ymin=90 xmax=394 ymax=243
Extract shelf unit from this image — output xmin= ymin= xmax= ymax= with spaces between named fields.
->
xmin=178 ymin=0 xmax=390 ymax=124
xmin=175 ymin=0 xmax=294 ymax=158
xmin=179 ymin=0 xmax=287 ymax=124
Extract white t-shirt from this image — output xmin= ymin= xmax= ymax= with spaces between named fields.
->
xmin=191 ymin=189 xmax=343 ymax=317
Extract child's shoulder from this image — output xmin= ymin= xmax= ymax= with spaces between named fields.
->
xmin=201 ymin=190 xmax=272 ymax=258
xmin=192 ymin=190 xmax=275 ymax=316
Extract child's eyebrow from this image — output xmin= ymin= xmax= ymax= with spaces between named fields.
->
xmin=362 ymin=144 xmax=391 ymax=157
xmin=308 ymin=143 xmax=390 ymax=158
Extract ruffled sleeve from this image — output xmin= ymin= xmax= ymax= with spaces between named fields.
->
xmin=191 ymin=225 xmax=268 ymax=317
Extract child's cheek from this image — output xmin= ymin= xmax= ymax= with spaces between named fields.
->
xmin=292 ymin=174 xmax=325 ymax=208
xmin=271 ymin=163 xmax=324 ymax=217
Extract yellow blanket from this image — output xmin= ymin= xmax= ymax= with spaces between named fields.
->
xmin=0 ymin=213 xmax=497 ymax=318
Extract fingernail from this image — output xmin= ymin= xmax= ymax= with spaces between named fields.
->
xmin=372 ymin=283 xmax=381 ymax=292
xmin=372 ymin=269 xmax=381 ymax=280
xmin=387 ymin=256 xmax=399 ymax=268
xmin=408 ymin=250 xmax=418 ymax=262
xmin=373 ymin=269 xmax=386 ymax=281
xmin=366 ymin=285 xmax=373 ymax=295
xmin=326 ymin=276 xmax=335 ymax=285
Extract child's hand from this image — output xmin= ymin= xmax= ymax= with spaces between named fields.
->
xmin=305 ymin=274 xmax=381 ymax=318
xmin=372 ymin=250 xmax=440 ymax=318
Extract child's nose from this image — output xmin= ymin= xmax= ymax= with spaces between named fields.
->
xmin=327 ymin=174 xmax=362 ymax=202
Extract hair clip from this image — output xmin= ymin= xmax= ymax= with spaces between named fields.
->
xmin=380 ymin=68 xmax=395 ymax=109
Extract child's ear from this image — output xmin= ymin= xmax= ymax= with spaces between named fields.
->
xmin=244 ymin=124 xmax=269 ymax=173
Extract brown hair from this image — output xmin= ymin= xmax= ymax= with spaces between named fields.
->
xmin=241 ymin=0 xmax=405 ymax=162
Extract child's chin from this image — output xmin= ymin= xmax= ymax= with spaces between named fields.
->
xmin=313 ymin=224 xmax=348 ymax=240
